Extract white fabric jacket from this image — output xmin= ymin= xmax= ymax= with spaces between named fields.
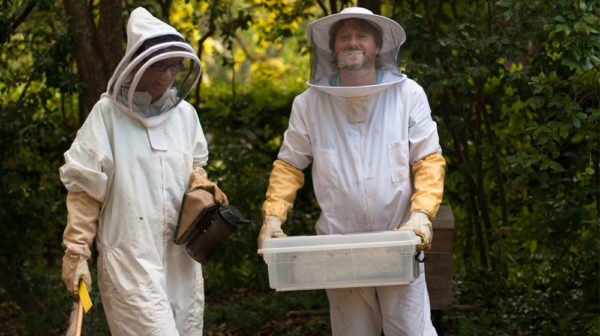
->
xmin=278 ymin=74 xmax=441 ymax=235
xmin=60 ymin=7 xmax=206 ymax=335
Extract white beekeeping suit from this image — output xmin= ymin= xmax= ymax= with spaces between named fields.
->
xmin=258 ymin=7 xmax=445 ymax=336
xmin=60 ymin=7 xmax=225 ymax=335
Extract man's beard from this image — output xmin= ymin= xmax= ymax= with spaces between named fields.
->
xmin=336 ymin=49 xmax=376 ymax=71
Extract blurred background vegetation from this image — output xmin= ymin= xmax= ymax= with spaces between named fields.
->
xmin=0 ymin=0 xmax=598 ymax=335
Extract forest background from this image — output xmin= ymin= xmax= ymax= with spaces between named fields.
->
xmin=0 ymin=0 xmax=598 ymax=335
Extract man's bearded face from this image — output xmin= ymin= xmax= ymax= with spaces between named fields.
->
xmin=332 ymin=19 xmax=380 ymax=71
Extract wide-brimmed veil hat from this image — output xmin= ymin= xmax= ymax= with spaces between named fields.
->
xmin=306 ymin=7 xmax=407 ymax=97
xmin=308 ymin=7 xmax=406 ymax=57
xmin=104 ymin=7 xmax=202 ymax=128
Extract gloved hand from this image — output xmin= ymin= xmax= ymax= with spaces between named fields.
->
xmin=62 ymin=253 xmax=92 ymax=296
xmin=62 ymin=190 xmax=99 ymax=296
xmin=395 ymin=210 xmax=433 ymax=250
xmin=189 ymin=167 xmax=228 ymax=205
xmin=257 ymin=215 xmax=286 ymax=250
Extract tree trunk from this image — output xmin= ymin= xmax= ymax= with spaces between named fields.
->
xmin=97 ymin=0 xmax=124 ymax=75
xmin=63 ymin=0 xmax=123 ymax=124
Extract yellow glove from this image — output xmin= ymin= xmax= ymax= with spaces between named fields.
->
xmin=62 ymin=253 xmax=92 ymax=296
xmin=257 ymin=215 xmax=286 ymax=250
xmin=262 ymin=160 xmax=304 ymax=221
xmin=396 ymin=210 xmax=433 ymax=250
xmin=62 ymin=191 xmax=99 ymax=296
xmin=410 ymin=152 xmax=446 ymax=218
xmin=189 ymin=166 xmax=228 ymax=205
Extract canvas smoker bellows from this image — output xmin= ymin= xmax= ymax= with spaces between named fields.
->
xmin=258 ymin=230 xmax=421 ymax=291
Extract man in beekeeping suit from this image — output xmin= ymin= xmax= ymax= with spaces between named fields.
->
xmin=258 ymin=7 xmax=445 ymax=336
xmin=59 ymin=7 xmax=226 ymax=335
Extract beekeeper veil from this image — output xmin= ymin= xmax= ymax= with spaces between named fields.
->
xmin=104 ymin=7 xmax=201 ymax=128
xmin=307 ymin=7 xmax=406 ymax=98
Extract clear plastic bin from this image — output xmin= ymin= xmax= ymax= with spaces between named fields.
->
xmin=258 ymin=230 xmax=421 ymax=291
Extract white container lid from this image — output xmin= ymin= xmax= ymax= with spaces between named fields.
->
xmin=258 ymin=230 xmax=420 ymax=254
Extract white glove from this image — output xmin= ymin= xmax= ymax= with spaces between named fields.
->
xmin=395 ymin=210 xmax=433 ymax=250
xmin=62 ymin=253 xmax=92 ymax=296
xmin=257 ymin=215 xmax=286 ymax=250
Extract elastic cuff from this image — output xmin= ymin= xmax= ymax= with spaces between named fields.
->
xmin=262 ymin=202 xmax=289 ymax=222
xmin=412 ymin=209 xmax=432 ymax=219
xmin=64 ymin=245 xmax=92 ymax=259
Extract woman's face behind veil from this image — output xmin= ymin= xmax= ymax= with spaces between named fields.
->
xmin=135 ymin=57 xmax=183 ymax=102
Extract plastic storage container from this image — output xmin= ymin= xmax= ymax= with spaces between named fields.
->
xmin=258 ymin=230 xmax=421 ymax=291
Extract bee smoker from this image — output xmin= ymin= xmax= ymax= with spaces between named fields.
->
xmin=174 ymin=188 xmax=250 ymax=264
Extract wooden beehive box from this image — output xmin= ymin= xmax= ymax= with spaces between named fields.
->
xmin=425 ymin=205 xmax=454 ymax=310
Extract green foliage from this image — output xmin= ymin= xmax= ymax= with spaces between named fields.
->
xmin=448 ymin=233 xmax=599 ymax=335
xmin=0 ymin=2 xmax=89 ymax=334
xmin=205 ymin=290 xmax=329 ymax=335
xmin=0 ymin=0 xmax=598 ymax=335
xmin=393 ymin=0 xmax=599 ymax=334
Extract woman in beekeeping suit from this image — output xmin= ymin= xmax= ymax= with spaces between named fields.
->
xmin=258 ymin=7 xmax=445 ymax=336
xmin=59 ymin=7 xmax=226 ymax=335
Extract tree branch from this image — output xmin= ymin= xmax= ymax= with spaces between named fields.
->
xmin=195 ymin=0 xmax=220 ymax=104
xmin=358 ymin=0 xmax=381 ymax=14
xmin=315 ymin=0 xmax=329 ymax=16
xmin=329 ymin=0 xmax=337 ymax=14
xmin=478 ymin=80 xmax=508 ymax=229
xmin=0 ymin=0 xmax=38 ymax=45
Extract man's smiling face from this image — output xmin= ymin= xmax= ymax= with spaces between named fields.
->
xmin=332 ymin=19 xmax=380 ymax=71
